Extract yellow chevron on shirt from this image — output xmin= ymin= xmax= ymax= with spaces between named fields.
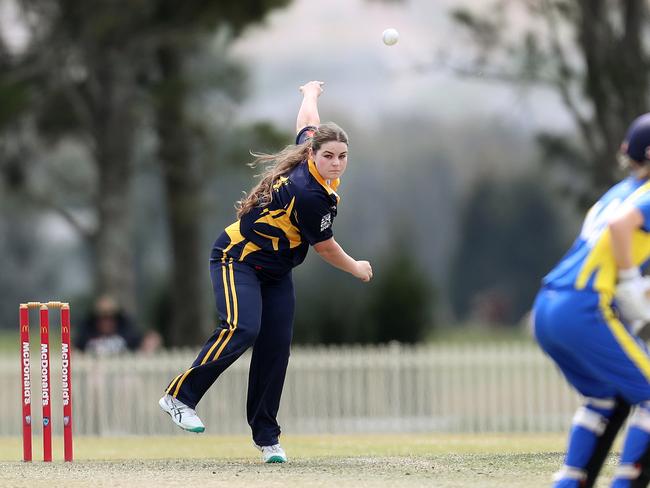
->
xmin=240 ymin=241 xmax=262 ymax=261
xmin=255 ymin=197 xmax=302 ymax=248
xmin=576 ymin=229 xmax=650 ymax=293
xmin=223 ymin=217 xmax=261 ymax=261
xmin=223 ymin=221 xmax=246 ymax=254
xmin=545 ymin=177 xmax=650 ymax=292
xmin=254 ymin=230 xmax=280 ymax=251
xmin=212 ymin=158 xmax=339 ymax=275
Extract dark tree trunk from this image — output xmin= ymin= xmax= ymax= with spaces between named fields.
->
xmin=155 ymin=43 xmax=206 ymax=346
xmin=577 ymin=0 xmax=649 ymax=194
xmin=89 ymin=50 xmax=138 ymax=314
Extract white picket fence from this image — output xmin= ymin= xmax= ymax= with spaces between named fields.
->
xmin=0 ymin=342 xmax=580 ymax=437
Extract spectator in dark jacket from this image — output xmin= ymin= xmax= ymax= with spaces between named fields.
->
xmin=75 ymin=295 xmax=159 ymax=355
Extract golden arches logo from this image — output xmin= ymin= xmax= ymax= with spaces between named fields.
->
xmin=41 ymin=326 xmax=48 ymax=334
xmin=62 ymin=326 xmax=69 ymax=334
xmin=21 ymin=324 xmax=29 ymax=333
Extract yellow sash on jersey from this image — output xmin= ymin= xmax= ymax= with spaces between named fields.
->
xmin=598 ymin=292 xmax=650 ymax=381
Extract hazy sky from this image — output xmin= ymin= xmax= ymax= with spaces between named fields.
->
xmin=0 ymin=0 xmax=28 ymax=50
xmin=232 ymin=0 xmax=574 ymax=133
xmin=1 ymin=0 xmax=575 ymax=134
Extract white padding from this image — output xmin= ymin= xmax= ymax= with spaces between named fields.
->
xmin=553 ymin=465 xmax=586 ymax=481
xmin=572 ymin=406 xmax=607 ymax=435
xmin=585 ymin=397 xmax=616 ymax=410
xmin=629 ymin=407 xmax=650 ymax=433
xmin=614 ymin=463 xmax=641 ymax=480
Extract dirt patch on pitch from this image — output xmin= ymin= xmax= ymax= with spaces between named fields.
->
xmin=0 ymin=453 xmax=574 ymax=488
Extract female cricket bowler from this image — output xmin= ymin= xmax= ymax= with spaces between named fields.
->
xmin=534 ymin=113 xmax=650 ymax=487
xmin=159 ymin=80 xmax=373 ymax=463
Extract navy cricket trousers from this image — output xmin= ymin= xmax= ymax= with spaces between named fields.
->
xmin=165 ymin=256 xmax=295 ymax=446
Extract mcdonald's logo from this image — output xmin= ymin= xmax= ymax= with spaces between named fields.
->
xmin=62 ymin=326 xmax=69 ymax=334
xmin=41 ymin=327 xmax=48 ymax=334
xmin=21 ymin=324 xmax=29 ymax=333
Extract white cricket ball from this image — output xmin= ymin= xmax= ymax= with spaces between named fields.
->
xmin=382 ymin=28 xmax=399 ymax=46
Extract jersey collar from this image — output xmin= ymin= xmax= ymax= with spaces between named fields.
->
xmin=308 ymin=159 xmax=340 ymax=202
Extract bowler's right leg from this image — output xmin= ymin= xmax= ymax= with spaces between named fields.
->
xmin=161 ymin=257 xmax=262 ymax=432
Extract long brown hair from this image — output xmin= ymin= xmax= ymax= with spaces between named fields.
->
xmin=236 ymin=122 xmax=348 ymax=218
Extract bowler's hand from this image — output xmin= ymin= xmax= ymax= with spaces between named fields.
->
xmin=299 ymin=81 xmax=324 ymax=98
xmin=354 ymin=261 xmax=373 ymax=282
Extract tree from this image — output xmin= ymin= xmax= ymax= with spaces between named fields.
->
xmin=147 ymin=0 xmax=292 ymax=345
xmin=366 ymin=245 xmax=434 ymax=343
xmin=0 ymin=1 xmax=153 ymax=313
xmin=0 ymin=1 xmax=293 ymax=344
xmin=450 ymin=0 xmax=650 ymax=205
xmin=450 ymin=173 xmax=572 ymax=324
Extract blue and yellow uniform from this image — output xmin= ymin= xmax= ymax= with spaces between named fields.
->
xmin=165 ymin=127 xmax=340 ymax=447
xmin=537 ymin=176 xmax=650 ymax=401
xmin=534 ymin=176 xmax=650 ymax=487
xmin=212 ymin=127 xmax=339 ymax=276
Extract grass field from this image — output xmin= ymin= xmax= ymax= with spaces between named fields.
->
xmin=0 ymin=433 xmax=621 ymax=487
xmin=0 ymin=330 xmax=18 ymax=354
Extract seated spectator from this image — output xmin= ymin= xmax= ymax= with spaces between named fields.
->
xmin=75 ymin=295 xmax=161 ymax=355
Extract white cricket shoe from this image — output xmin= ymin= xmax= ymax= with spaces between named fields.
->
xmin=256 ymin=443 xmax=287 ymax=463
xmin=158 ymin=394 xmax=205 ymax=433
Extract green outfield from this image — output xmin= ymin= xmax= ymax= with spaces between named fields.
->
xmin=0 ymin=433 xmax=619 ymax=487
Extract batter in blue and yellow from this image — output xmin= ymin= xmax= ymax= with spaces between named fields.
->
xmin=159 ymin=81 xmax=373 ymax=464
xmin=534 ymin=114 xmax=650 ymax=488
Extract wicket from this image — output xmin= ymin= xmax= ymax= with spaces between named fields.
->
xmin=20 ymin=301 xmax=73 ymax=462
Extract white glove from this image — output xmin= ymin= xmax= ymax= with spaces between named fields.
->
xmin=614 ymin=268 xmax=650 ymax=324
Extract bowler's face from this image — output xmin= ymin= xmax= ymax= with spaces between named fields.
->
xmin=313 ymin=141 xmax=348 ymax=181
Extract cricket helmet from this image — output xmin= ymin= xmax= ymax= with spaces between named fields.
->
xmin=623 ymin=113 xmax=650 ymax=164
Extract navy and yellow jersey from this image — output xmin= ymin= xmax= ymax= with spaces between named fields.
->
xmin=212 ymin=126 xmax=340 ymax=276
xmin=543 ymin=176 xmax=650 ymax=294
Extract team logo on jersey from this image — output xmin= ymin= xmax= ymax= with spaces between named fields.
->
xmin=272 ymin=176 xmax=290 ymax=191
xmin=320 ymin=213 xmax=332 ymax=232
